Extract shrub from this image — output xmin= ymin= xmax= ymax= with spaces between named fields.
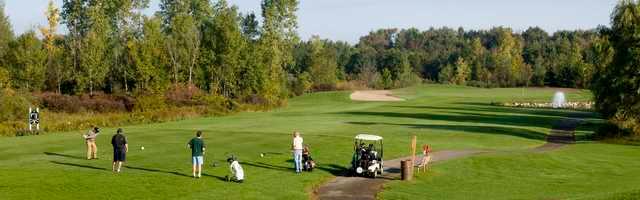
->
xmin=312 ymin=83 xmax=336 ymax=92
xmin=37 ymin=92 xmax=133 ymax=113
xmin=134 ymin=93 xmax=167 ymax=112
xmin=195 ymin=94 xmax=230 ymax=115
xmin=165 ymin=84 xmax=203 ymax=106
xmin=0 ymin=89 xmax=37 ymax=121
xmin=37 ymin=92 xmax=80 ymax=112
xmin=78 ymin=93 xmax=129 ymax=113
xmin=335 ymin=81 xmax=367 ymax=91
xmin=0 ymin=67 xmax=10 ymax=89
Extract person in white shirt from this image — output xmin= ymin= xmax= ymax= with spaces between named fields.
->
xmin=227 ymin=157 xmax=244 ymax=183
xmin=292 ymin=131 xmax=304 ymax=173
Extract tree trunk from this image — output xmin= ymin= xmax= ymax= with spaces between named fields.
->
xmin=188 ymin=66 xmax=192 ymax=85
xmin=124 ymin=68 xmax=128 ymax=92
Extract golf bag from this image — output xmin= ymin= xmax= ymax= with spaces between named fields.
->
xmin=303 ymin=154 xmax=315 ymax=171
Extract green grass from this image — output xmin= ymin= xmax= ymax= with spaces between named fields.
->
xmin=1 ymin=84 xmax=638 ymax=200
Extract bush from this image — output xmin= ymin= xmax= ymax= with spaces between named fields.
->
xmin=0 ymin=89 xmax=37 ymax=121
xmin=289 ymin=72 xmax=312 ymax=96
xmin=335 ymin=81 xmax=367 ymax=91
xmin=395 ymin=73 xmax=422 ymax=88
xmin=165 ymin=84 xmax=203 ymax=106
xmin=195 ymin=94 xmax=230 ymax=115
xmin=312 ymin=83 xmax=336 ymax=92
xmin=134 ymin=93 xmax=167 ymax=112
xmin=37 ymin=92 xmax=133 ymax=113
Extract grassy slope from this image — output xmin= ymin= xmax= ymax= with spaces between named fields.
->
xmin=382 ymin=86 xmax=640 ymax=200
xmin=1 ymin=84 xmax=637 ymax=200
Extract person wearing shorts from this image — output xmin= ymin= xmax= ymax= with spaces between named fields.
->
xmin=111 ymin=128 xmax=128 ymax=173
xmin=188 ymin=131 xmax=206 ymax=178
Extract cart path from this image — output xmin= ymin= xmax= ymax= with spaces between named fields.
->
xmin=312 ymin=118 xmax=582 ymax=200
xmin=313 ymin=150 xmax=487 ymax=200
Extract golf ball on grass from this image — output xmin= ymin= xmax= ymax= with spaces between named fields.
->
xmin=260 ymin=153 xmax=264 ymax=157
xmin=141 ymin=146 xmax=145 ymax=150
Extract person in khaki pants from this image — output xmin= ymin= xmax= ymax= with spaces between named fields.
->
xmin=83 ymin=126 xmax=100 ymax=160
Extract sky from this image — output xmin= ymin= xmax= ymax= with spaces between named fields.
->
xmin=4 ymin=0 xmax=618 ymax=43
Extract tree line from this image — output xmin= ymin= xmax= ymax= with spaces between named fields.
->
xmin=0 ymin=0 xmax=298 ymax=106
xmin=3 ymin=0 xmax=640 ymax=137
xmin=0 ymin=0 xmax=613 ymax=103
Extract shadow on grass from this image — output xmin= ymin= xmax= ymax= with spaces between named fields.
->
xmin=44 ymin=152 xmax=85 ymax=160
xmin=50 ymin=161 xmax=107 ymax=171
xmin=315 ymin=164 xmax=349 ymax=176
xmin=347 ymin=121 xmax=547 ymax=140
xmin=241 ymin=161 xmax=292 ymax=172
xmin=340 ymin=102 xmax=603 ymax=141
xmin=125 ymin=166 xmax=192 ymax=178
xmin=201 ymin=173 xmax=228 ymax=181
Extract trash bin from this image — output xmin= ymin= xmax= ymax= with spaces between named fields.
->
xmin=401 ymin=159 xmax=413 ymax=181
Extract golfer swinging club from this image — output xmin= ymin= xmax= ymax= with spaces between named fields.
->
xmin=188 ymin=131 xmax=206 ymax=178
xmin=83 ymin=126 xmax=100 ymax=160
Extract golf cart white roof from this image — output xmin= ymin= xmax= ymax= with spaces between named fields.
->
xmin=355 ymin=134 xmax=383 ymax=141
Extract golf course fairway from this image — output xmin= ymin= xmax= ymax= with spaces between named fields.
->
xmin=2 ymin=84 xmax=639 ymax=200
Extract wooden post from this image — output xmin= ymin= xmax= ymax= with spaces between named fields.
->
xmin=410 ymin=135 xmax=416 ymax=174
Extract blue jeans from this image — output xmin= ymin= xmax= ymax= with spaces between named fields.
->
xmin=293 ymin=150 xmax=303 ymax=172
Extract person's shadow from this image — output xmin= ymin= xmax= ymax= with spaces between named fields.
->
xmin=201 ymin=173 xmax=228 ymax=181
xmin=124 ymin=166 xmax=193 ymax=178
xmin=44 ymin=152 xmax=85 ymax=160
xmin=50 ymin=161 xmax=107 ymax=170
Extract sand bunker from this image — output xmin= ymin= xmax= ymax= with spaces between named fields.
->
xmin=350 ymin=90 xmax=404 ymax=102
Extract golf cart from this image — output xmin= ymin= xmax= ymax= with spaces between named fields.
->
xmin=350 ymin=134 xmax=384 ymax=178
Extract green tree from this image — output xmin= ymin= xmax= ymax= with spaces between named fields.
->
xmin=491 ymin=27 xmax=526 ymax=87
xmin=78 ymin=2 xmax=110 ymax=95
xmin=381 ymin=68 xmax=393 ymax=89
xmin=102 ymin=0 xmax=149 ymax=92
xmin=201 ymin=0 xmax=246 ymax=98
xmin=241 ymin=12 xmax=260 ymax=41
xmin=308 ymin=36 xmax=338 ymax=90
xmin=61 ymin=0 xmax=89 ymax=83
xmin=531 ymin=56 xmax=546 ymax=86
xmin=259 ymin=0 xmax=299 ymax=103
xmin=129 ymin=16 xmax=168 ymax=91
xmin=592 ymin=0 xmax=640 ymax=135
xmin=438 ymin=64 xmax=454 ymax=84
xmin=160 ymin=0 xmax=201 ymax=85
xmin=0 ymin=66 xmax=9 ymax=89
xmin=0 ymin=1 xmax=14 ymax=69
xmin=469 ymin=37 xmax=486 ymax=81
xmin=7 ymin=30 xmax=47 ymax=91
xmin=453 ymin=57 xmax=470 ymax=85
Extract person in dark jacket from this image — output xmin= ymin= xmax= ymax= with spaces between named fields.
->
xmin=111 ymin=128 xmax=128 ymax=173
